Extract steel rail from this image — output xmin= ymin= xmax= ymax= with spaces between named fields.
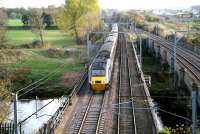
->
xmin=133 ymin=29 xmax=200 ymax=80
xmin=117 ymin=34 xmax=136 ymax=134
xmin=149 ymin=34 xmax=200 ymax=65
xmin=77 ymin=93 xmax=105 ymax=134
xmin=137 ymin=30 xmax=200 ymax=64
xmin=77 ymin=96 xmax=93 ymax=134
xmin=95 ymin=91 xmax=107 ymax=134
xmin=149 ymin=35 xmax=200 ymax=82
xmin=126 ymin=35 xmax=138 ymax=134
xmin=131 ymin=42 xmax=159 ymax=133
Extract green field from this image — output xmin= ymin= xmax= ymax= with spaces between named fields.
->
xmin=5 ymin=19 xmax=85 ymax=96
xmin=10 ymin=57 xmax=85 ymax=82
xmin=6 ymin=19 xmax=78 ymax=48
xmin=7 ymin=30 xmax=78 ymax=48
xmin=7 ymin=19 xmax=23 ymax=26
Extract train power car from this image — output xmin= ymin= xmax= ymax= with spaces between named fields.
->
xmin=89 ymin=24 xmax=118 ymax=91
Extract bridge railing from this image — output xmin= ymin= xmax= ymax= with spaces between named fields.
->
xmin=36 ymin=72 xmax=88 ymax=134
xmin=131 ymin=41 xmax=161 ymax=133
xmin=0 ymin=123 xmax=15 ymax=134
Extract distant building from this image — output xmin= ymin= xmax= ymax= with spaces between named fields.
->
xmin=192 ymin=5 xmax=200 ymax=11
xmin=192 ymin=5 xmax=200 ymax=18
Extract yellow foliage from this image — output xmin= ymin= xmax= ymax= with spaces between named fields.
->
xmin=0 ymin=81 xmax=11 ymax=122
xmin=56 ymin=0 xmax=101 ymax=44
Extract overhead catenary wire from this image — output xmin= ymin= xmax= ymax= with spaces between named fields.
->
xmin=18 ymin=64 xmax=65 ymax=98
xmin=110 ymin=97 xmax=195 ymax=123
xmin=15 ymin=21 xmax=92 ymax=97
xmin=17 ymin=63 xmax=65 ymax=94
xmin=19 ymin=99 xmax=55 ymax=124
xmin=16 ymin=60 xmax=74 ymax=98
xmin=87 ymin=105 xmax=194 ymax=123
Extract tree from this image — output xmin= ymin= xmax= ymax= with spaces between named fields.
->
xmin=42 ymin=13 xmax=54 ymax=27
xmin=131 ymin=11 xmax=145 ymax=28
xmin=0 ymin=75 xmax=11 ymax=122
xmin=0 ymin=8 xmax=7 ymax=49
xmin=0 ymin=9 xmax=11 ymax=122
xmin=21 ymin=14 xmax=30 ymax=26
xmin=56 ymin=0 xmax=100 ymax=44
xmin=29 ymin=9 xmax=45 ymax=46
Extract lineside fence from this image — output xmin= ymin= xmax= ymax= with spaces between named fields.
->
xmin=131 ymin=40 xmax=160 ymax=133
xmin=0 ymin=123 xmax=15 ymax=134
xmin=37 ymin=72 xmax=88 ymax=134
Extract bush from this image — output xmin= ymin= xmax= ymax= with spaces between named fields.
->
xmin=159 ymin=127 xmax=170 ymax=134
xmin=0 ymin=50 xmax=23 ymax=63
xmin=0 ymin=81 xmax=11 ymax=122
xmin=41 ymin=48 xmax=67 ymax=58
xmin=10 ymin=68 xmax=32 ymax=91
xmin=17 ymin=40 xmax=49 ymax=49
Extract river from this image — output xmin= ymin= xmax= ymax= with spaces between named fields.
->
xmin=9 ymin=98 xmax=62 ymax=134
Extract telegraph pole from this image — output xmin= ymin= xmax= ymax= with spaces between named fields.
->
xmin=87 ymin=33 xmax=90 ymax=58
xmin=173 ymin=32 xmax=177 ymax=74
xmin=14 ymin=93 xmax=18 ymax=134
xmin=140 ymin=36 xmax=142 ymax=69
xmin=36 ymin=96 xmax=38 ymax=118
xmin=192 ymin=83 xmax=198 ymax=134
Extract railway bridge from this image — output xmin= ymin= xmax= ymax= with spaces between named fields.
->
xmin=143 ymin=32 xmax=200 ymax=103
xmin=36 ymin=27 xmax=200 ymax=134
xmin=43 ymin=32 xmax=161 ymax=134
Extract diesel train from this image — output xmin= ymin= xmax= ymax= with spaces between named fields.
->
xmin=89 ymin=24 xmax=118 ymax=91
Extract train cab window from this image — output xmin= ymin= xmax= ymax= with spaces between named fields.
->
xmin=92 ymin=70 xmax=105 ymax=76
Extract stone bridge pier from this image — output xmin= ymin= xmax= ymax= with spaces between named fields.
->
xmin=146 ymin=38 xmax=199 ymax=104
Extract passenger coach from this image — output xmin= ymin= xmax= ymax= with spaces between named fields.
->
xmin=89 ymin=24 xmax=118 ymax=91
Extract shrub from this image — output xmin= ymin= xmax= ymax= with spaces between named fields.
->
xmin=17 ymin=40 xmax=49 ymax=49
xmin=41 ymin=48 xmax=67 ymax=58
xmin=159 ymin=127 xmax=170 ymax=134
xmin=10 ymin=68 xmax=32 ymax=91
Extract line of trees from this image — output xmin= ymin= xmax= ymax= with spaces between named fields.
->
xmin=6 ymin=0 xmax=101 ymax=45
xmin=6 ymin=8 xmax=55 ymax=28
xmin=21 ymin=11 xmax=54 ymax=27
xmin=0 ymin=8 xmax=11 ymax=122
xmin=0 ymin=8 xmax=7 ymax=49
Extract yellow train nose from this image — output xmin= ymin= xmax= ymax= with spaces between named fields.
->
xmin=91 ymin=76 xmax=107 ymax=91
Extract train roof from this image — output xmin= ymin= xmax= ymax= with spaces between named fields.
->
xmin=99 ymin=42 xmax=113 ymax=53
xmin=90 ymin=24 xmax=118 ymax=70
xmin=91 ymin=58 xmax=107 ymax=69
xmin=105 ymin=36 xmax=117 ymax=42
xmin=91 ymin=43 xmax=113 ymax=69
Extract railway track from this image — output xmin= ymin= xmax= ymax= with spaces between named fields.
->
xmin=148 ymin=34 xmax=200 ymax=82
xmin=65 ymin=87 xmax=105 ymax=134
xmin=78 ymin=93 xmax=105 ymax=134
xmin=117 ymin=33 xmax=137 ymax=134
xmin=117 ymin=33 xmax=157 ymax=134
xmin=134 ymin=29 xmax=200 ymax=83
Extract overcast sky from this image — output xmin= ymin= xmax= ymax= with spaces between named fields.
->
xmin=1 ymin=0 xmax=200 ymax=9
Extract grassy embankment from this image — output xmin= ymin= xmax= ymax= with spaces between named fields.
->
xmin=4 ymin=19 xmax=86 ymax=98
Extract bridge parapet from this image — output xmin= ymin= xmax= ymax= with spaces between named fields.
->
xmin=131 ymin=41 xmax=163 ymax=132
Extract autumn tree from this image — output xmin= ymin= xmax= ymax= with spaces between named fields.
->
xmin=56 ymin=0 xmax=100 ymax=44
xmin=29 ymin=9 xmax=45 ymax=46
xmin=0 ymin=8 xmax=12 ymax=122
xmin=131 ymin=11 xmax=146 ymax=28
xmin=0 ymin=8 xmax=7 ymax=49
xmin=0 ymin=78 xmax=11 ymax=122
